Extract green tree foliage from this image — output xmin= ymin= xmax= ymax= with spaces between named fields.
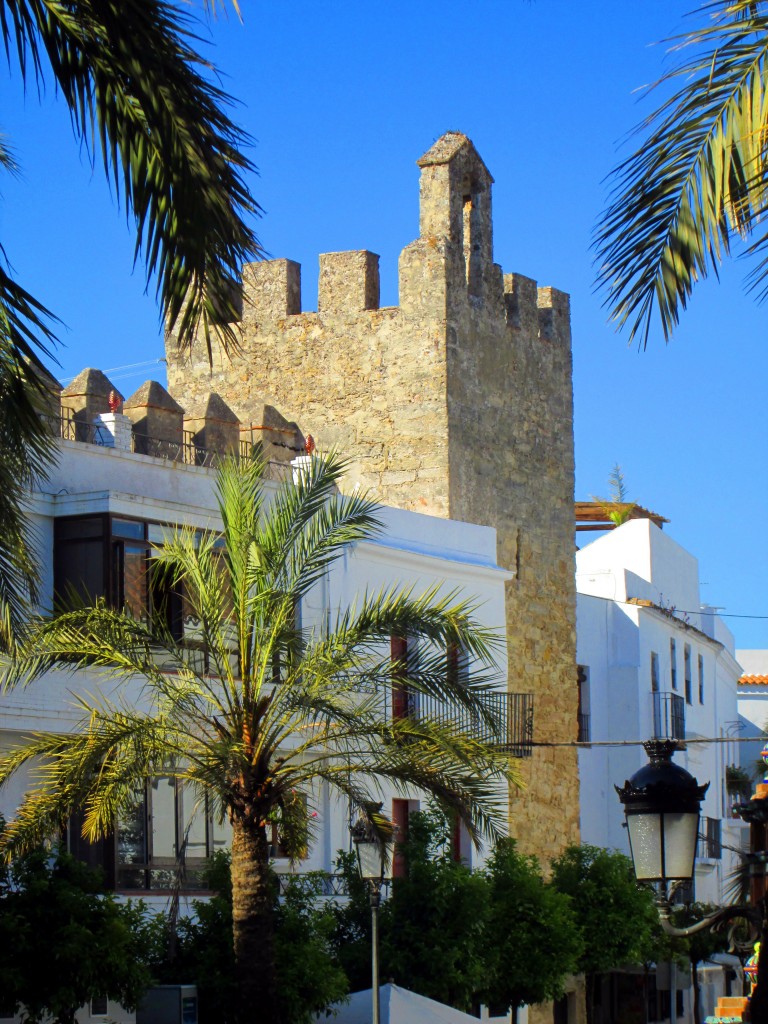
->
xmin=551 ymin=845 xmax=659 ymax=1022
xmin=153 ymin=853 xmax=348 ymax=1024
xmin=380 ymin=807 xmax=490 ymax=1013
xmin=328 ymin=850 xmax=374 ymax=996
xmin=0 ymin=843 xmax=153 ymax=1024
xmin=481 ymin=840 xmax=582 ymax=1019
xmin=0 ymin=454 xmax=518 ymax=1024
xmin=331 ymin=808 xmax=580 ymax=1019
xmin=595 ymin=1 xmax=768 ymax=348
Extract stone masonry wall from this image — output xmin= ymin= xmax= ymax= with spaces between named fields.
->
xmin=165 ymin=132 xmax=579 ymax=864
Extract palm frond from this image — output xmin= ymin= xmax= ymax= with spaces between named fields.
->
xmin=595 ymin=0 xmax=768 ymax=346
xmin=2 ymin=0 xmax=261 ymax=353
xmin=0 ymin=250 xmax=60 ymax=647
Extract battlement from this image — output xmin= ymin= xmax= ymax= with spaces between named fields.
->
xmin=168 ymin=131 xmax=567 ymax=345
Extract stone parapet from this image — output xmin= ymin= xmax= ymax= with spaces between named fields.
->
xmin=318 ymin=250 xmax=380 ymax=314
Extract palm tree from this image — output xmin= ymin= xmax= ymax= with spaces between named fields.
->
xmin=0 ymin=0 xmax=259 ymax=645
xmin=595 ymin=1 xmax=768 ymax=348
xmin=0 ymin=454 xmax=520 ymax=1024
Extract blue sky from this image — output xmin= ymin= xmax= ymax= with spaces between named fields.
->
xmin=3 ymin=1 xmax=767 ymax=646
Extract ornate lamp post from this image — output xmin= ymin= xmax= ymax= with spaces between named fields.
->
xmin=616 ymin=739 xmax=759 ymax=939
xmin=350 ymin=811 xmax=393 ymax=1024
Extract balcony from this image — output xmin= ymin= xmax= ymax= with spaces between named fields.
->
xmin=43 ymin=410 xmax=292 ymax=478
xmin=577 ymin=711 xmax=591 ymax=742
xmin=652 ymin=690 xmax=685 ymax=741
xmin=386 ymin=688 xmax=534 ymax=758
xmin=697 ymin=816 xmax=722 ymax=860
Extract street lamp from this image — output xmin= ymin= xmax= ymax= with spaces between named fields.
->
xmin=616 ymin=739 xmax=759 ymax=940
xmin=350 ymin=809 xmax=393 ymax=1024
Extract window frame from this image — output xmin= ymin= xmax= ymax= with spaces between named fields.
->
xmin=684 ymin=643 xmax=692 ymax=706
xmin=54 ymin=512 xmax=188 ymax=642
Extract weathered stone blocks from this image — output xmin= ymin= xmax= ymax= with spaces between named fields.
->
xmin=164 ymin=131 xmax=580 ymax=882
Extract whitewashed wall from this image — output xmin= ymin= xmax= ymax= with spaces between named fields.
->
xmin=576 ymin=519 xmax=744 ymax=907
xmin=2 ymin=440 xmax=512 ymax=888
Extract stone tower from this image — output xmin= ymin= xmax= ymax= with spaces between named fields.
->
xmin=165 ymin=131 xmax=578 ymax=861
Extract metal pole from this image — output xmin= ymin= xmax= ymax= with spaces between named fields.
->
xmin=370 ymin=886 xmax=381 ymax=1024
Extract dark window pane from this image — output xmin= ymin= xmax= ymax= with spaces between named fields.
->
xmin=150 ymin=563 xmax=184 ymax=642
xmin=55 ymin=516 xmax=105 ymax=541
xmin=55 ymin=538 xmax=105 ymax=609
xmin=123 ymin=544 xmax=148 ymax=620
xmin=66 ymin=808 xmax=116 ymax=888
xmin=112 ymin=519 xmax=145 ymax=540
xmin=151 ymin=777 xmax=177 ymax=860
xmin=117 ymin=796 xmax=147 ymax=867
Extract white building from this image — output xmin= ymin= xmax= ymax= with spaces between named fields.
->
xmin=0 ymin=390 xmax=520 ymax=906
xmin=576 ymin=516 xmax=745 ymax=1022
xmin=735 ymin=650 xmax=768 ymax=781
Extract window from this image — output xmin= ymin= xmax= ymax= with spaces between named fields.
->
xmin=112 ymin=779 xmax=229 ymax=891
xmin=450 ymin=815 xmax=471 ymax=865
xmin=650 ymin=651 xmax=660 ymax=692
xmin=446 ymin=640 xmax=469 ymax=689
xmin=577 ymin=665 xmax=590 ymax=741
xmin=671 ymin=878 xmax=695 ymax=905
xmin=391 ymin=635 xmax=416 ymax=720
xmin=698 ymin=816 xmax=722 ymax=860
xmin=698 ymin=654 xmax=704 ymax=704
xmin=392 ymin=797 xmax=419 ymax=878
xmin=90 ymin=996 xmax=108 ymax=1016
xmin=54 ymin=514 xmax=185 ymax=641
xmin=684 ymin=644 xmax=692 ymax=705
xmin=670 ymin=638 xmax=677 ymax=690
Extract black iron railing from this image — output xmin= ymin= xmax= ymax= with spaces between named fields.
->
xmin=697 ymin=816 xmax=722 ymax=860
xmin=274 ymin=873 xmax=391 ymax=897
xmin=652 ymin=691 xmax=685 ymax=741
xmin=385 ymin=689 xmax=534 ymax=758
xmin=577 ymin=711 xmax=591 ymax=742
xmin=45 ymin=411 xmax=292 ymax=479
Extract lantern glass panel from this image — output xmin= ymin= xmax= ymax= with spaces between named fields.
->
xmin=626 ymin=812 xmax=663 ymax=880
xmin=355 ymin=840 xmax=383 ymax=882
xmin=662 ymin=811 xmax=699 ymax=880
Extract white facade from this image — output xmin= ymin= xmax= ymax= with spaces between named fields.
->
xmin=0 ymin=436 xmax=514 ymax=900
xmin=576 ymin=518 xmax=745 ymax=906
xmin=735 ymin=649 xmax=768 ymax=781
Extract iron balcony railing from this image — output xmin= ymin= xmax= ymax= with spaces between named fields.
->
xmin=44 ymin=411 xmax=292 ymax=479
xmin=697 ymin=816 xmax=722 ymax=860
xmin=385 ymin=688 xmax=534 ymax=758
xmin=652 ymin=690 xmax=685 ymax=741
xmin=577 ymin=711 xmax=591 ymax=742
xmin=274 ymin=873 xmax=391 ymax=898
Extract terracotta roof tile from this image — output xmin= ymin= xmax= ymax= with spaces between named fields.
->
xmin=739 ymin=674 xmax=768 ymax=685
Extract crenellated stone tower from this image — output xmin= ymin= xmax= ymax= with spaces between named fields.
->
xmin=165 ymin=132 xmax=578 ymax=865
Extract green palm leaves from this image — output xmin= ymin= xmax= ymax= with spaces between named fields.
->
xmin=0 ymin=0 xmax=259 ymax=646
xmin=2 ymin=0 xmax=260 ymax=354
xmin=595 ymin=1 xmax=768 ymax=346
xmin=0 ymin=454 xmax=519 ymax=864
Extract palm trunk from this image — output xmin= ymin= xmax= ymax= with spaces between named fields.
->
xmin=231 ymin=816 xmax=280 ymax=1024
